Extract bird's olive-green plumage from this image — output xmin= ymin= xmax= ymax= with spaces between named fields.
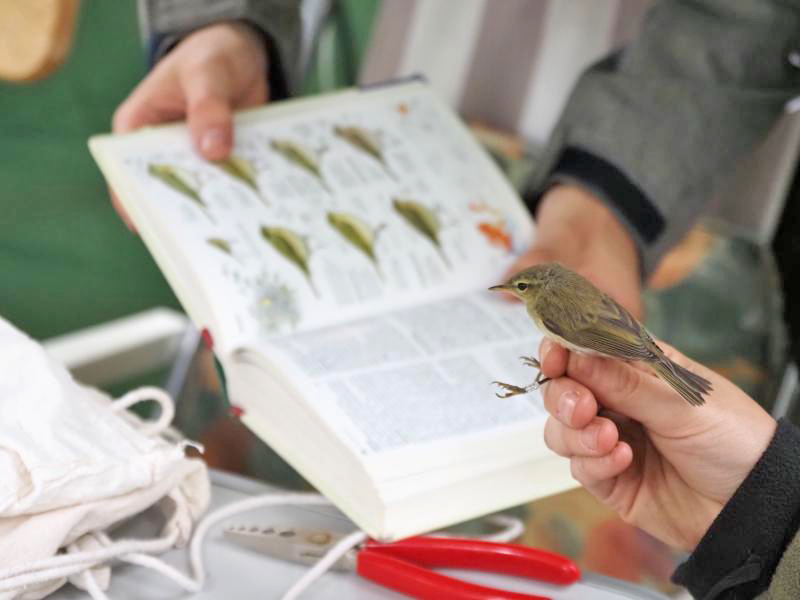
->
xmin=490 ymin=262 xmax=711 ymax=406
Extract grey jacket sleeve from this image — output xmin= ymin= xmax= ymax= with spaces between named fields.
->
xmin=527 ymin=0 xmax=800 ymax=277
xmin=137 ymin=0 xmax=302 ymax=97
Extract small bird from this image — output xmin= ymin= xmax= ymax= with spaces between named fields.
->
xmin=489 ymin=263 xmax=712 ymax=406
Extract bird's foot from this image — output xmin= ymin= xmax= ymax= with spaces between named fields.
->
xmin=519 ymin=356 xmax=551 ymax=386
xmin=492 ymin=380 xmax=539 ymax=399
xmin=493 ymin=356 xmax=553 ymax=398
xmin=520 ymin=355 xmax=541 ymax=369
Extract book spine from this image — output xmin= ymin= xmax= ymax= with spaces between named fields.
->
xmin=358 ymin=73 xmax=428 ymax=91
xmin=201 ymin=327 xmax=245 ymax=418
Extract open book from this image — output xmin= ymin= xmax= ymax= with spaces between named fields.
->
xmin=89 ymin=80 xmax=574 ymax=540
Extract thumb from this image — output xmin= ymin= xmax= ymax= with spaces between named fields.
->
xmin=183 ymin=66 xmax=235 ymax=161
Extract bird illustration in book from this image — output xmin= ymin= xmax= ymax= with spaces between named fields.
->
xmin=270 ymin=139 xmax=329 ymax=191
xmin=215 ymin=155 xmax=269 ymax=205
xmin=327 ymin=211 xmax=385 ymax=278
xmin=147 ymin=163 xmax=215 ymax=222
xmin=393 ymin=198 xmax=450 ymax=268
xmin=260 ymin=225 xmax=318 ymax=296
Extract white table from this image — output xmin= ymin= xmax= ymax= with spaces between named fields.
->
xmin=53 ymin=471 xmax=671 ymax=599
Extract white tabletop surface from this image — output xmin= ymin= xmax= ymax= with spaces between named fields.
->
xmin=52 ymin=471 xmax=671 ymax=599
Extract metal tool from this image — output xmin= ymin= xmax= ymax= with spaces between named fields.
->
xmin=224 ymin=525 xmax=581 ymax=600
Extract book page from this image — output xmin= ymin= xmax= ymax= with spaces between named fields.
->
xmin=90 ymin=83 xmax=534 ymax=353
xmin=250 ymin=291 xmax=548 ymax=459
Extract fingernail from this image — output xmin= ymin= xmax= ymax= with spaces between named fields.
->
xmin=558 ymin=391 xmax=577 ymax=422
xmin=201 ymin=128 xmax=226 ymax=155
xmin=582 ymin=427 xmax=598 ymax=451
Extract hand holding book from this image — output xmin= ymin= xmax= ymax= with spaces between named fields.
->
xmin=110 ymin=22 xmax=270 ymax=228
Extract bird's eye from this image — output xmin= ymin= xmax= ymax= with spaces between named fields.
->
xmin=516 ymin=282 xmax=528 ymax=291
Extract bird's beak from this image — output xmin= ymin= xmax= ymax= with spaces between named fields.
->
xmin=488 ymin=283 xmax=511 ymax=292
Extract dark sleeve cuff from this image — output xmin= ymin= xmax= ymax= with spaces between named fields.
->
xmin=672 ymin=418 xmax=800 ymax=599
xmin=148 ymin=22 xmax=291 ymax=101
xmin=250 ymin=25 xmax=291 ymax=101
xmin=526 ymin=146 xmax=665 ymax=245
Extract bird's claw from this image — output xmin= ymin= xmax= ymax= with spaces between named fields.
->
xmin=519 ymin=355 xmax=551 ymax=386
xmin=492 ymin=380 xmax=538 ymax=399
xmin=519 ymin=356 xmax=541 ymax=369
xmin=492 ymin=355 xmax=553 ymax=398
xmin=492 ymin=356 xmax=550 ymax=398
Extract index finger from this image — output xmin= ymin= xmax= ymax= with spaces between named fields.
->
xmin=565 ymin=350 xmax=710 ymax=429
xmin=112 ymin=68 xmax=185 ymax=133
xmin=539 ymin=338 xmax=568 ymax=380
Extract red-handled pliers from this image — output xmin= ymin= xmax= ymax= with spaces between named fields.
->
xmin=225 ymin=525 xmax=581 ymax=600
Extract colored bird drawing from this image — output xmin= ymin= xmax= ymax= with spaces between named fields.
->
xmin=260 ymin=225 xmax=318 ymax=295
xmin=270 ymin=139 xmax=329 ymax=191
xmin=207 ymin=237 xmax=232 ymax=255
xmin=327 ymin=211 xmax=384 ymax=276
xmin=216 ymin=155 xmax=268 ymax=205
xmin=393 ymin=198 xmax=450 ymax=267
xmin=477 ymin=222 xmax=513 ymax=253
xmin=148 ymin=163 xmax=214 ymax=222
xmin=333 ymin=125 xmax=393 ymax=178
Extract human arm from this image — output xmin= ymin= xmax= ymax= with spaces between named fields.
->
xmin=538 ymin=339 xmax=800 ymax=598
xmin=512 ymin=0 xmax=800 ymax=311
xmin=527 ymin=0 xmax=800 ymax=276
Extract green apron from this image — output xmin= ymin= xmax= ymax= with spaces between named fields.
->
xmin=0 ymin=1 xmax=179 ymax=341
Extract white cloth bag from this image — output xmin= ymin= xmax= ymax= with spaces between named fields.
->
xmin=0 ymin=317 xmax=209 ymax=599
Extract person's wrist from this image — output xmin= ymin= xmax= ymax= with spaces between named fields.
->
xmin=535 ymin=185 xmax=639 ymax=271
xmin=222 ymin=21 xmax=269 ymax=63
xmin=536 ymin=184 xmax=606 ymax=226
xmin=174 ymin=21 xmax=267 ymax=72
xmin=221 ymin=21 xmax=266 ymax=62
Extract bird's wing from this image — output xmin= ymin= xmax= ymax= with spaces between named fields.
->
xmin=538 ymin=293 xmax=656 ymax=361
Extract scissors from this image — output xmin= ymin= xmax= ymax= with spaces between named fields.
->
xmin=224 ymin=525 xmax=581 ymax=600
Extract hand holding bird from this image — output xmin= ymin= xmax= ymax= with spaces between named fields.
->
xmin=489 ymin=261 xmax=776 ymax=551
xmin=537 ymin=338 xmax=776 ymax=552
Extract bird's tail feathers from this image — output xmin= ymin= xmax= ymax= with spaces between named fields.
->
xmin=651 ymin=359 xmax=712 ymax=406
xmin=672 ymin=360 xmax=713 ymax=395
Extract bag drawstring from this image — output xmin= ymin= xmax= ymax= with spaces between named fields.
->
xmin=0 ymin=387 xmax=524 ymax=599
